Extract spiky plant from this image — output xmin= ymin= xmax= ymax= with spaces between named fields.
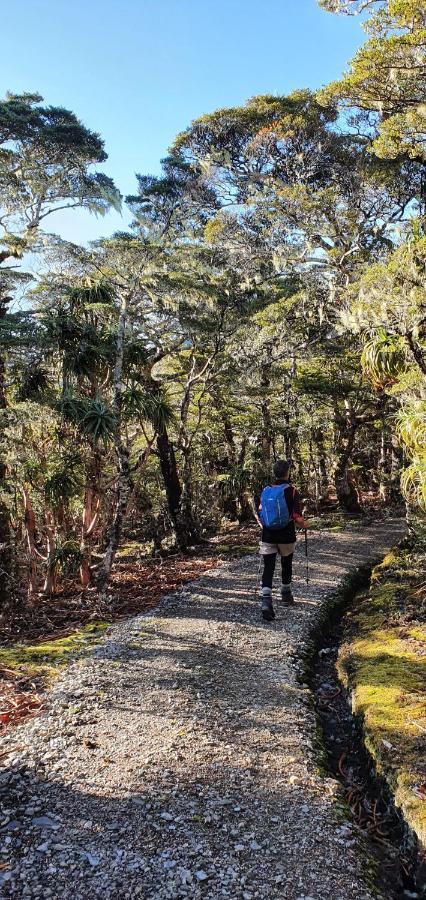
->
xmin=361 ymin=331 xmax=407 ymax=388
xmin=81 ymin=399 xmax=116 ymax=446
xmin=122 ymin=384 xmax=175 ymax=430
xmin=58 ymin=394 xmax=115 ymax=446
xmin=398 ymin=403 xmax=426 ymax=509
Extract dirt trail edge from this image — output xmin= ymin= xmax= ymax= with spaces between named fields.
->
xmin=0 ymin=522 xmax=406 ymax=900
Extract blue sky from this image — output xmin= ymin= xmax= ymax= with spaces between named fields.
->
xmin=2 ymin=0 xmax=364 ymax=244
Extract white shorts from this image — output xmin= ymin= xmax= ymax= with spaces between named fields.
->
xmin=259 ymin=541 xmax=296 ymax=557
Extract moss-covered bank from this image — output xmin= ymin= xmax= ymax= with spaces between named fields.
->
xmin=0 ymin=622 xmax=108 ymax=682
xmin=338 ymin=538 xmax=426 ymax=845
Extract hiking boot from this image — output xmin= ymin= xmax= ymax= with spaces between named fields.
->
xmin=261 ymin=588 xmax=275 ymax=622
xmin=281 ymin=584 xmax=294 ymax=605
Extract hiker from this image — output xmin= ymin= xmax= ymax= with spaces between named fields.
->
xmin=256 ymin=459 xmax=308 ymax=622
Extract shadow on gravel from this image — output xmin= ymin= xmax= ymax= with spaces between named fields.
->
xmin=1 ymin=754 xmax=361 ymax=900
xmin=90 ymin=631 xmax=302 ymax=753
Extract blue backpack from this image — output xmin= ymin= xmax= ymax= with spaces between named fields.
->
xmin=259 ymin=483 xmax=290 ymax=530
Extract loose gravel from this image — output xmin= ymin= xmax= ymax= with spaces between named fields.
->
xmin=0 ymin=522 xmax=405 ymax=899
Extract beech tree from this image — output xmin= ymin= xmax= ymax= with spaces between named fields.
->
xmin=318 ymin=0 xmax=426 ymax=160
xmin=173 ymin=90 xmax=421 ymax=509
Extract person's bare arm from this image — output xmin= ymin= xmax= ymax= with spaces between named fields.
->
xmin=249 ymin=493 xmax=262 ymax=527
xmin=294 ymin=512 xmax=308 ymax=530
xmin=292 ymin=490 xmax=308 ymax=529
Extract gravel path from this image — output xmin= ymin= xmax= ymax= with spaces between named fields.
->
xmin=0 ymin=522 xmax=405 ymax=900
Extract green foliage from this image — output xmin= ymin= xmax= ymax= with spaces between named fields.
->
xmin=48 ymin=540 xmax=84 ymax=577
xmin=44 ymin=467 xmax=82 ymax=506
xmin=57 ymin=394 xmax=115 ymax=446
xmin=0 ymin=92 xmax=121 ymax=265
xmin=2 ymin=74 xmax=425 ymax=602
xmin=81 ymin=399 xmax=116 ymax=446
xmin=361 ymin=331 xmax=407 ymax=387
xmin=398 ymin=403 xmax=426 ymax=507
xmin=122 ymin=384 xmax=175 ymax=428
xmin=345 ymin=236 xmax=426 ymax=508
xmin=68 ymin=276 xmax=116 ymax=309
xmin=15 ymin=364 xmax=51 ymax=402
xmin=318 ymin=0 xmax=426 ymax=160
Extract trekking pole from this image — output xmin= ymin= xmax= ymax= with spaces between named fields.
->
xmin=304 ymin=528 xmax=309 ymax=584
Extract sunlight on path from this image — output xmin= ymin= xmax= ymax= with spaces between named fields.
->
xmin=0 ymin=523 xmax=405 ymax=900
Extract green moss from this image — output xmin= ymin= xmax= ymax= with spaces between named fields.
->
xmin=308 ymin=515 xmax=372 ymax=533
xmin=214 ymin=542 xmax=257 ymax=555
xmin=0 ymin=622 xmax=108 ymax=681
xmin=339 ymin=547 xmax=426 ymax=844
xmin=115 ymin=541 xmax=151 ymax=559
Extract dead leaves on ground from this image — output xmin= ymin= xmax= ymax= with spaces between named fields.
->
xmin=0 ymin=668 xmax=43 ymax=733
xmin=0 ymin=525 xmax=257 ymax=735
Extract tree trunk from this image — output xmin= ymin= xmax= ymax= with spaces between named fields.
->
xmin=156 ymin=421 xmax=182 ymax=526
xmin=406 ymin=330 xmax=426 ymax=377
xmin=235 ymin=438 xmax=252 ymax=521
xmin=150 ymin=370 xmax=200 ymax=550
xmin=97 ymin=292 xmax=131 ymax=594
xmin=22 ymin=487 xmax=40 ymax=594
xmin=97 ymin=445 xmax=131 ymax=593
xmin=378 ymin=424 xmax=388 ymax=502
xmin=212 ymin=389 xmax=239 ymax=520
xmin=312 ymin=427 xmax=329 ymax=501
xmin=213 ymin=388 xmax=237 ymax=463
xmin=43 ymin=515 xmax=57 ymax=596
xmin=261 ymin=398 xmax=273 ymax=461
xmin=335 ymin=458 xmax=361 ymax=513
xmin=180 ymin=445 xmax=200 ymax=543
xmin=259 ymin=354 xmax=273 ymax=463
xmin=333 ymin=402 xmax=362 ymax=514
xmin=0 ymin=297 xmax=12 ymax=610
xmin=80 ymin=450 xmax=101 ymax=588
xmin=155 ymin=419 xmax=199 ymax=550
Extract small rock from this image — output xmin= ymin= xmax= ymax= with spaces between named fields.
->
xmin=83 ymin=851 xmax=100 ymax=866
xmin=32 ymin=817 xmax=60 ymax=830
xmin=196 ymin=870 xmax=209 ymax=881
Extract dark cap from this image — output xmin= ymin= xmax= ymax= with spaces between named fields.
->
xmin=273 ymin=459 xmax=290 ymax=479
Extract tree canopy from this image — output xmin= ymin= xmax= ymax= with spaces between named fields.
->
xmin=318 ymin=0 xmax=426 ymax=160
xmin=0 ymin=1 xmax=425 ymax=608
